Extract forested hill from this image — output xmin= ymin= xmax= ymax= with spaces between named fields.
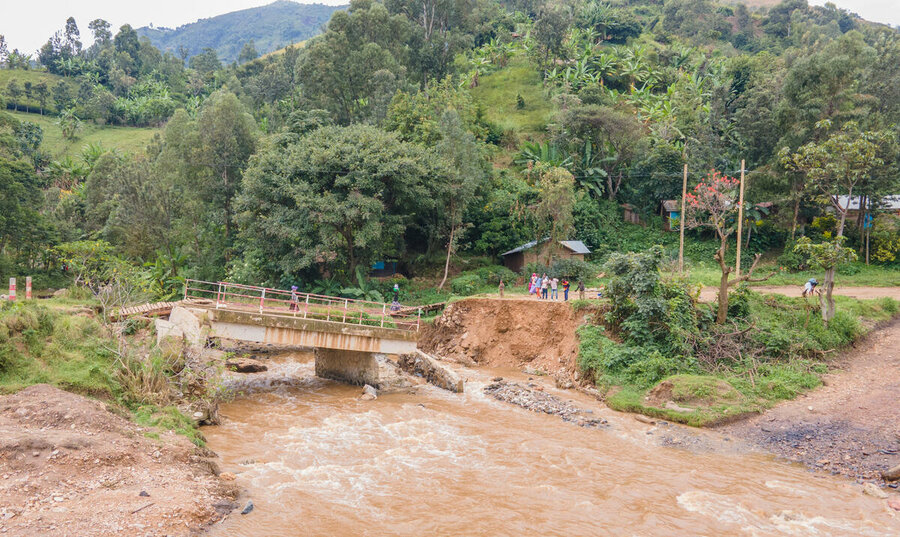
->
xmin=137 ymin=1 xmax=345 ymax=63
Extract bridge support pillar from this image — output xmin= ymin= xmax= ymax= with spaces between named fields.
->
xmin=314 ymin=349 xmax=411 ymax=391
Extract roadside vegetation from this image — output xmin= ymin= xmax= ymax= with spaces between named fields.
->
xmin=575 ymin=247 xmax=899 ymax=426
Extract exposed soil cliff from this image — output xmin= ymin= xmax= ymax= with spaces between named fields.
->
xmin=419 ymin=298 xmax=581 ymax=375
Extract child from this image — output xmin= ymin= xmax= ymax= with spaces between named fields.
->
xmin=562 ymin=279 xmax=570 ymax=301
xmin=577 ymin=280 xmax=585 ymax=300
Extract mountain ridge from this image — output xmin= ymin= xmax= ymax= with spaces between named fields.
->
xmin=137 ymin=1 xmax=346 ymax=63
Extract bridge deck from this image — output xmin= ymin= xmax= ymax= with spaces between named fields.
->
xmin=183 ymin=279 xmax=421 ymax=332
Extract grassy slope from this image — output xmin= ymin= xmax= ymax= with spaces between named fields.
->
xmin=470 ymin=57 xmax=556 ymax=138
xmin=0 ymin=69 xmax=70 ymax=114
xmin=0 ymin=299 xmax=204 ymax=444
xmin=8 ymin=110 xmax=159 ymax=159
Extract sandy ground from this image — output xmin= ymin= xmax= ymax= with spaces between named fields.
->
xmin=0 ymin=385 xmax=238 ymax=536
xmin=720 ymin=317 xmax=900 ymax=485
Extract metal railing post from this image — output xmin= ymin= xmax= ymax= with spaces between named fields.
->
xmin=342 ymin=299 xmax=348 ymax=323
xmin=417 ymin=308 xmax=422 ymax=331
xmin=216 ymin=283 xmax=223 ymax=308
xmin=304 ymin=295 xmax=309 ymax=319
xmin=259 ymin=288 xmax=266 ymax=313
xmin=381 ymin=304 xmax=386 ymax=327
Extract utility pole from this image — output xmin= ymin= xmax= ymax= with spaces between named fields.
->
xmin=736 ymin=160 xmax=746 ymax=278
xmin=679 ymin=164 xmax=687 ymax=273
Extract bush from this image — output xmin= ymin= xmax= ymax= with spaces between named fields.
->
xmin=550 ymin=258 xmax=596 ymax=282
xmin=474 ymin=265 xmax=516 ymax=285
xmin=450 ymin=273 xmax=483 ymax=296
xmin=777 ymin=238 xmax=810 ymax=272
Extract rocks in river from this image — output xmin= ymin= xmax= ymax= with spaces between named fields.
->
xmin=225 ymin=357 xmax=268 ymax=373
xmin=863 ymin=483 xmax=888 ymax=499
xmin=888 ymin=496 xmax=900 ymax=511
xmin=219 ymin=472 xmax=236 ymax=482
xmin=360 ymin=384 xmax=378 ymax=401
xmin=241 ymin=500 xmax=254 ymax=515
xmin=483 ymin=380 xmax=607 ymax=428
xmin=883 ymin=463 xmax=900 ymax=482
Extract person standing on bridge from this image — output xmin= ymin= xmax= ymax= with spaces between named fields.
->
xmin=290 ymin=286 xmax=300 ymax=311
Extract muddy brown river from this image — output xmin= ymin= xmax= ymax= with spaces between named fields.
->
xmin=203 ymin=353 xmax=898 ymax=536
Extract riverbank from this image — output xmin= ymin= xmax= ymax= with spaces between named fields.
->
xmin=720 ymin=315 xmax=900 ymax=486
xmin=0 ymin=384 xmax=237 ymax=536
xmin=0 ymin=299 xmax=240 ymax=535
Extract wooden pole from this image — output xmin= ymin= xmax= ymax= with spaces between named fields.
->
xmin=736 ymin=160 xmax=746 ymax=278
xmin=679 ymin=164 xmax=688 ymax=273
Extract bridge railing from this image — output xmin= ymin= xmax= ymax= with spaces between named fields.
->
xmin=183 ymin=279 xmax=421 ymax=331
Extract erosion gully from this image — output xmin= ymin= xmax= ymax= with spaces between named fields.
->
xmin=202 ymin=352 xmax=898 ymax=536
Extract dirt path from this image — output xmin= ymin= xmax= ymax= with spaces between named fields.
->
xmin=699 ymin=285 xmax=900 ymax=302
xmin=719 ymin=317 xmax=900 ymax=485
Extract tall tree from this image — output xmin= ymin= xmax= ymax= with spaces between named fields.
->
xmin=236 ymin=124 xmax=442 ymax=282
xmin=88 ymin=19 xmax=112 ymax=46
xmin=435 ymin=110 xmax=486 ymax=289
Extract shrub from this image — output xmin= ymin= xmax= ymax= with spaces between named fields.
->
xmin=450 ymin=273 xmax=483 ymax=296
xmin=550 ymin=257 xmax=595 ymax=281
xmin=474 ymin=265 xmax=516 ymax=285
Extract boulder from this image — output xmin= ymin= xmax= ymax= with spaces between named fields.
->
xmin=52 ymin=288 xmax=69 ymax=298
xmin=155 ymin=319 xmax=184 ymax=346
xmin=360 ymin=384 xmax=378 ymax=401
xmin=863 ymin=483 xmax=888 ymax=499
xmin=397 ymin=350 xmax=465 ymax=393
xmin=888 ymin=496 xmax=900 ymax=511
xmin=225 ymin=357 xmax=268 ymax=373
xmin=882 ymin=464 xmax=900 ymax=482
xmin=168 ymin=306 xmax=209 ymax=347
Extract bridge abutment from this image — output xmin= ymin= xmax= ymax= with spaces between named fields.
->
xmin=314 ymin=349 xmax=411 ymax=391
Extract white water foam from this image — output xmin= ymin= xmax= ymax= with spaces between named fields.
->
xmin=677 ymin=490 xmax=892 ymax=537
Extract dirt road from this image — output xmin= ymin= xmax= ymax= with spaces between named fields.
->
xmin=699 ymin=285 xmax=900 ymax=302
xmin=720 ymin=317 xmax=900 ymax=485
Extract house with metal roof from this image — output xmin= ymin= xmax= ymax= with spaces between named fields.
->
xmin=500 ymin=238 xmax=591 ymax=272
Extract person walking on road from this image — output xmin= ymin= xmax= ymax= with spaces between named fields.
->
xmin=562 ymin=279 xmax=570 ymax=301
xmin=550 ymin=276 xmax=559 ymax=300
xmin=577 ymin=280 xmax=585 ymax=300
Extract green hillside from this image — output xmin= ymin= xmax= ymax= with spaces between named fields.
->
xmin=137 ymin=1 xmax=345 ymax=63
xmin=0 ymin=70 xmax=71 ymax=115
xmin=470 ymin=57 xmax=557 ymax=139
xmin=8 ymin=111 xmax=159 ymax=159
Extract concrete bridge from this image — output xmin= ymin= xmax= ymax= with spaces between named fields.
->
xmin=161 ymin=280 xmax=423 ymax=390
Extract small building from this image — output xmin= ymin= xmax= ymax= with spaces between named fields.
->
xmin=500 ymin=239 xmax=591 ymax=273
xmin=621 ymin=203 xmax=642 ymax=225
xmin=834 ymin=195 xmax=900 ymax=220
xmin=660 ymin=200 xmax=681 ymax=231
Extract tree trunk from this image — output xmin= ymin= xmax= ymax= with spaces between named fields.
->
xmin=836 ymin=187 xmax=850 ymax=238
xmin=717 ymin=267 xmax=729 ymax=324
xmin=438 ymin=224 xmax=455 ymax=290
xmin=790 ymin=195 xmax=800 ymax=240
xmin=822 ymin=266 xmax=836 ymax=324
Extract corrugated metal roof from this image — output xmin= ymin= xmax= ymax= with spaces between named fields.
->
xmin=662 ymin=200 xmax=680 ymax=212
xmin=559 ymin=240 xmax=591 ymax=254
xmin=835 ymin=195 xmax=900 ymax=211
xmin=501 ymin=239 xmax=591 ymax=256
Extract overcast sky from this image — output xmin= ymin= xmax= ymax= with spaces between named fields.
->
xmin=2 ymin=0 xmax=898 ymax=55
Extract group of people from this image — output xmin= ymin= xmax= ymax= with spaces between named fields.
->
xmin=525 ymin=273 xmax=584 ymax=301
